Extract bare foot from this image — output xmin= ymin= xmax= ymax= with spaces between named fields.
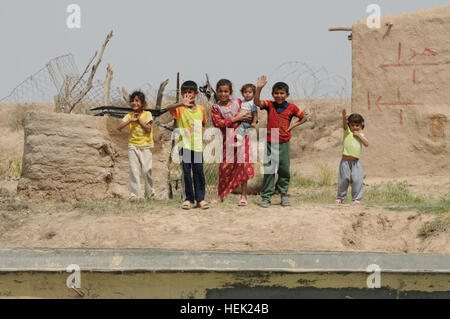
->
xmin=210 ymin=197 xmax=224 ymax=205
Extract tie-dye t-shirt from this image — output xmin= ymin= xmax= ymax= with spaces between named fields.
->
xmin=171 ymin=105 xmax=207 ymax=152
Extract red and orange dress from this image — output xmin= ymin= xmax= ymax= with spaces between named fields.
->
xmin=211 ymin=98 xmax=255 ymax=198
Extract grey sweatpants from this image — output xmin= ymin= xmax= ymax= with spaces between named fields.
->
xmin=337 ymin=159 xmax=363 ymax=201
xmin=128 ymin=146 xmax=155 ymax=198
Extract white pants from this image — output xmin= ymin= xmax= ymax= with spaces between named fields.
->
xmin=128 ymin=146 xmax=155 ymax=198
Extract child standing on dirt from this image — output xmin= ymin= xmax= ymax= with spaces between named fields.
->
xmin=236 ymin=84 xmax=258 ymax=146
xmin=210 ymin=79 xmax=255 ymax=206
xmin=166 ymin=81 xmax=209 ymax=210
xmin=117 ymin=91 xmax=155 ymax=201
xmin=335 ymin=109 xmax=369 ymax=204
xmin=254 ymin=76 xmax=307 ymax=208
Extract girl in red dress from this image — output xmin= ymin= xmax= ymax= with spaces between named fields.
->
xmin=210 ymin=79 xmax=255 ymax=206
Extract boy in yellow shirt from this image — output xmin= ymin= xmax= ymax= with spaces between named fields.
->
xmin=167 ymin=81 xmax=209 ymax=210
xmin=335 ymin=109 xmax=369 ymax=205
xmin=117 ymin=91 xmax=155 ymax=200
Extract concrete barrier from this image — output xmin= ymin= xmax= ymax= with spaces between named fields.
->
xmin=0 ymin=248 xmax=449 ymax=298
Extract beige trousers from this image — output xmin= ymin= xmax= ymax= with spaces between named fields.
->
xmin=128 ymin=146 xmax=155 ymax=198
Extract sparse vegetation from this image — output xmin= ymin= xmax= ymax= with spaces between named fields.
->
xmin=296 ymin=188 xmax=336 ymax=204
xmin=293 ymin=181 xmax=439 ymax=206
xmin=291 ymin=172 xmax=316 ymax=188
xmin=290 ymin=162 xmax=335 ymax=189
xmin=8 ymin=157 xmax=22 ymax=179
xmin=72 ymin=198 xmax=180 ymax=214
xmin=317 ymin=162 xmax=335 ymax=187
xmin=418 ymin=217 xmax=449 ymax=238
xmin=0 ymin=155 xmax=22 ymax=180
xmin=387 ymin=194 xmax=450 ymax=238
xmin=364 ymin=181 xmax=425 ymax=205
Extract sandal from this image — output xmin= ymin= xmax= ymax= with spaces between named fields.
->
xmin=209 ymin=198 xmax=223 ymax=205
xmin=238 ymin=197 xmax=248 ymax=206
xmin=128 ymin=194 xmax=137 ymax=201
xmin=197 ymin=201 xmax=210 ymax=210
xmin=147 ymin=193 xmax=156 ymax=200
xmin=182 ymin=201 xmax=191 ymax=210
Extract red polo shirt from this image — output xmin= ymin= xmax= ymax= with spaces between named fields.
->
xmin=260 ymin=100 xmax=304 ymax=143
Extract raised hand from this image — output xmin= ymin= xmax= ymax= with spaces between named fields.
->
xmin=342 ymin=109 xmax=348 ymax=129
xmin=131 ymin=112 xmax=140 ymax=122
xmin=182 ymin=95 xmax=195 ymax=107
xmin=257 ymin=75 xmax=267 ymax=88
xmin=235 ymin=112 xmax=252 ymax=123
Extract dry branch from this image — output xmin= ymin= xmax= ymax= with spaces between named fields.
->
xmin=68 ymin=51 xmax=97 ymax=100
xmin=104 ymin=63 xmax=113 ymax=105
xmin=69 ymin=30 xmax=114 ymax=113
xmin=122 ymin=86 xmax=130 ymax=103
xmin=155 ymin=78 xmax=169 ymax=110
xmin=176 ymin=72 xmax=180 ymax=103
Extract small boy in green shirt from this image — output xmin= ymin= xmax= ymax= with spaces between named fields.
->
xmin=335 ymin=109 xmax=369 ymax=205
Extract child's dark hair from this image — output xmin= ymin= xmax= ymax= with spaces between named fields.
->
xmin=347 ymin=113 xmax=365 ymax=129
xmin=130 ymin=91 xmax=147 ymax=105
xmin=241 ymin=83 xmax=256 ymax=94
xmin=272 ymin=82 xmax=289 ymax=94
xmin=216 ymin=79 xmax=233 ymax=94
xmin=181 ymin=80 xmax=198 ymax=93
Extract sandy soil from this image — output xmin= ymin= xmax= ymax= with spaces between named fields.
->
xmin=0 ymin=184 xmax=448 ymax=253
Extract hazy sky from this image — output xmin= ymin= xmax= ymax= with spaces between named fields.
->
xmin=1 ymin=0 xmax=449 ymax=100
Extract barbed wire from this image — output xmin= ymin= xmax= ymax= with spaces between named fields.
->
xmin=1 ymin=54 xmax=78 ymax=103
xmin=1 ymin=57 xmax=349 ymax=200
xmin=269 ymin=61 xmax=350 ymax=100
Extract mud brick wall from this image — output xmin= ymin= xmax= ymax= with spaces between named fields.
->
xmin=351 ymin=5 xmax=450 ymax=177
xmin=18 ymin=111 xmax=170 ymax=200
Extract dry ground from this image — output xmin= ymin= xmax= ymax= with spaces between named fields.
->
xmin=0 ymin=177 xmax=449 ymax=253
xmin=0 ymin=102 xmax=449 ymax=253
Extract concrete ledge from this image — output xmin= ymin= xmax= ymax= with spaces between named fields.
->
xmin=1 ymin=248 xmax=449 ymax=273
xmin=1 ymin=249 xmax=450 ymax=298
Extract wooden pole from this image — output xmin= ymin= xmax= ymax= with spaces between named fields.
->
xmin=104 ymin=63 xmax=113 ymax=105
xmin=168 ymin=72 xmax=181 ymax=199
xmin=176 ymin=72 xmax=180 ymax=103
xmin=121 ymin=86 xmax=130 ymax=103
xmin=328 ymin=27 xmax=352 ymax=32
xmin=155 ymin=79 xmax=169 ymax=110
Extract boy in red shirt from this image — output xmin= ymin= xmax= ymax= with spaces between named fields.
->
xmin=254 ymin=76 xmax=307 ymax=207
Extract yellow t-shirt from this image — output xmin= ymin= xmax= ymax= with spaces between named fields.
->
xmin=171 ymin=105 xmax=207 ymax=152
xmin=343 ymin=127 xmax=364 ymax=158
xmin=122 ymin=111 xmax=154 ymax=147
